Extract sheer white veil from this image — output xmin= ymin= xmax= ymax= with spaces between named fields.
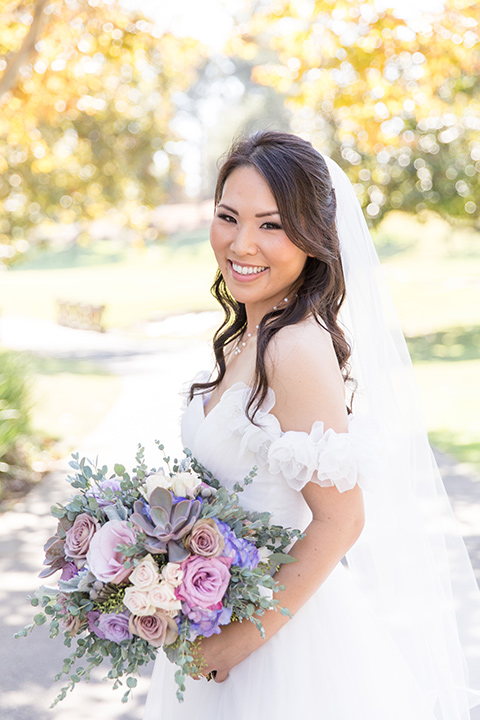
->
xmin=324 ymin=155 xmax=480 ymax=719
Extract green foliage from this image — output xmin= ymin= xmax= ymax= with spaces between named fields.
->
xmin=0 ymin=350 xmax=31 ymax=460
xmin=0 ymin=0 xmax=205 ymax=264
xmin=17 ymin=441 xmax=303 ymax=705
xmin=238 ymin=0 xmax=480 ymax=223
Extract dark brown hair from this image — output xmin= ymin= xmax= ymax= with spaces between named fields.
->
xmin=191 ymin=130 xmax=353 ymax=420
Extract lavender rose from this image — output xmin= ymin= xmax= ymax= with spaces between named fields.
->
xmin=64 ymin=513 xmax=99 ymax=566
xmin=129 ymin=610 xmax=178 ymax=647
xmin=176 ymin=555 xmax=232 ymax=610
xmin=87 ymin=610 xmax=132 ymax=642
xmin=186 ymin=518 xmax=224 ymax=558
xmin=100 ymin=612 xmax=132 ymax=643
xmin=87 ymin=610 xmax=105 ymax=639
xmin=86 ymin=520 xmax=136 ymax=584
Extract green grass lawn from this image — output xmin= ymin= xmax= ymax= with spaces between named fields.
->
xmin=1 ymin=215 xmax=479 ymax=472
xmin=0 ymin=230 xmax=217 ymax=329
xmin=25 ymin=355 xmax=122 ymax=458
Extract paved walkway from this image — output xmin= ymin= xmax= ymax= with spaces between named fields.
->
xmin=1 ymin=317 xmax=479 ymax=719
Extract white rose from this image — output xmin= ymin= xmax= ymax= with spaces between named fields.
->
xmin=141 ymin=471 xmax=170 ymax=500
xmin=148 ymin=581 xmax=182 ymax=614
xmin=123 ymin=586 xmax=156 ymax=616
xmin=161 ymin=562 xmax=184 ymax=587
xmin=258 ymin=547 xmax=273 ymax=564
xmin=130 ymin=555 xmax=160 ymax=589
xmin=171 ymin=471 xmax=202 ymax=498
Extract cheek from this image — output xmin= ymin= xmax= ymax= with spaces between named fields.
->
xmin=209 ymin=221 xmax=228 ymax=259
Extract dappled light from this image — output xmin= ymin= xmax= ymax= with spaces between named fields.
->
xmin=234 ymin=0 xmax=480 ymax=223
xmin=0 ymin=0 xmax=205 ymax=265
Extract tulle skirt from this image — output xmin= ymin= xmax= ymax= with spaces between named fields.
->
xmin=143 ymin=563 xmax=437 ymax=720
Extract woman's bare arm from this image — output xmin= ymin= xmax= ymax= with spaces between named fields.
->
xmin=195 ymin=320 xmax=365 ymax=681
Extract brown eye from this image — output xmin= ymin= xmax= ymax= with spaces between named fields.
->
xmin=218 ymin=213 xmax=236 ymax=224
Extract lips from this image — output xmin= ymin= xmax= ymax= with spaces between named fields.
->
xmin=230 ymin=261 xmax=268 ymax=276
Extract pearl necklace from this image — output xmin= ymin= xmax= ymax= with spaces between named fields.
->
xmin=233 ymin=296 xmax=290 ymax=356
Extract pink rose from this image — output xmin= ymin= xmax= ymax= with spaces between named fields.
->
xmin=86 ymin=520 xmax=136 ymax=584
xmin=129 ymin=610 xmax=178 ymax=647
xmin=61 ymin=612 xmax=84 ymax=636
xmin=187 ymin=519 xmax=224 ymax=558
xmin=58 ymin=593 xmax=85 ymax=636
xmin=130 ymin=555 xmax=159 ymax=589
xmin=123 ymin=587 xmax=155 ymax=616
xmin=64 ymin=513 xmax=99 ymax=566
xmin=176 ymin=555 xmax=232 ymax=610
xmin=149 ymin=581 xmax=182 ymax=614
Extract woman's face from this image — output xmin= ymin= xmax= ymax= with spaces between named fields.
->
xmin=210 ymin=165 xmax=308 ymax=319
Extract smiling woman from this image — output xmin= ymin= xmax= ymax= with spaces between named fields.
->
xmin=143 ymin=131 xmax=480 ymax=720
xmin=210 ymin=166 xmax=308 ymax=325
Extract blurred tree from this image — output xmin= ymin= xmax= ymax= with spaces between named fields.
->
xmin=177 ymin=52 xmax=292 ymax=199
xmin=231 ymin=0 xmax=480 ymax=223
xmin=0 ymin=0 xmax=204 ymax=263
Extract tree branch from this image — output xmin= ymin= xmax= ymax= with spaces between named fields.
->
xmin=0 ymin=0 xmax=50 ymax=100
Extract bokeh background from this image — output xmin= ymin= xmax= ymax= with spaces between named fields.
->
xmin=1 ymin=0 xmax=479 ymax=500
xmin=0 ymin=1 xmax=480 ymax=715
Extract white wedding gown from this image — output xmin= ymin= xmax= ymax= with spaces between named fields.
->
xmin=143 ymin=373 xmax=440 ymax=720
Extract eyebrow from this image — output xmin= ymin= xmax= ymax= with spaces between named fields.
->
xmin=217 ymin=203 xmax=280 ymax=218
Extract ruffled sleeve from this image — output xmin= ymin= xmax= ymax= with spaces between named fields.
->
xmin=266 ymin=415 xmax=378 ymax=493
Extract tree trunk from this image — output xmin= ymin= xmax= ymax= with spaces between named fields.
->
xmin=0 ymin=0 xmax=50 ymax=101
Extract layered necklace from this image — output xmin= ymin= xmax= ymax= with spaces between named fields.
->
xmin=233 ymin=296 xmax=291 ymax=356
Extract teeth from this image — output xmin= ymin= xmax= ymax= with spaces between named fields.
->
xmin=232 ymin=262 xmax=267 ymax=275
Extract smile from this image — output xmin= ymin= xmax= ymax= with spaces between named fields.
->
xmin=231 ymin=261 xmax=268 ymax=276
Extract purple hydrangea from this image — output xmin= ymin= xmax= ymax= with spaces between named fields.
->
xmin=183 ymin=603 xmax=232 ymax=640
xmin=87 ymin=610 xmax=132 ymax=643
xmin=217 ymin=520 xmax=260 ymax=570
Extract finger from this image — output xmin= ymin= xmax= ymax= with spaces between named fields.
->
xmin=213 ymin=670 xmax=229 ymax=683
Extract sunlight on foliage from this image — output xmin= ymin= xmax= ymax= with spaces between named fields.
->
xmin=232 ymin=0 xmax=480 ymax=223
xmin=0 ymin=0 xmax=205 ymax=263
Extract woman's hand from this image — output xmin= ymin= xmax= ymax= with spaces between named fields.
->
xmin=189 ymin=622 xmax=252 ymax=683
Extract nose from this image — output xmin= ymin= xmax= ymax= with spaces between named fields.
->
xmin=231 ymin=223 xmax=258 ymax=257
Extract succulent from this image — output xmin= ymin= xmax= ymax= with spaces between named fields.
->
xmin=130 ymin=487 xmax=202 ymax=562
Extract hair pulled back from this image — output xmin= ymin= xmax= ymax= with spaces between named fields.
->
xmin=191 ymin=130 xmax=354 ymax=420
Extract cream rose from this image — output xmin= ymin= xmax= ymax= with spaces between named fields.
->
xmin=130 ymin=555 xmax=160 ymax=590
xmin=123 ymin=587 xmax=155 ymax=616
xmin=141 ymin=471 xmax=170 ymax=500
xmin=171 ymin=471 xmax=202 ymax=498
xmin=148 ymin=581 xmax=182 ymax=614
xmin=161 ymin=562 xmax=184 ymax=587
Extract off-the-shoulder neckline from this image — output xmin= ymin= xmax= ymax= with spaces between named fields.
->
xmin=203 ymin=380 xmax=274 ymax=420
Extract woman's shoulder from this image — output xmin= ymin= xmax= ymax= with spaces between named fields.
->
xmin=267 ymin=315 xmax=341 ymax=379
xmin=266 ymin=315 xmax=348 ymax=433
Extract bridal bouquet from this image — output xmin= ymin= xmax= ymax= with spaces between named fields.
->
xmin=16 ymin=443 xmax=302 ymax=705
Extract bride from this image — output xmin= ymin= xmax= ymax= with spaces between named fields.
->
xmin=144 ymin=131 xmax=480 ymax=719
